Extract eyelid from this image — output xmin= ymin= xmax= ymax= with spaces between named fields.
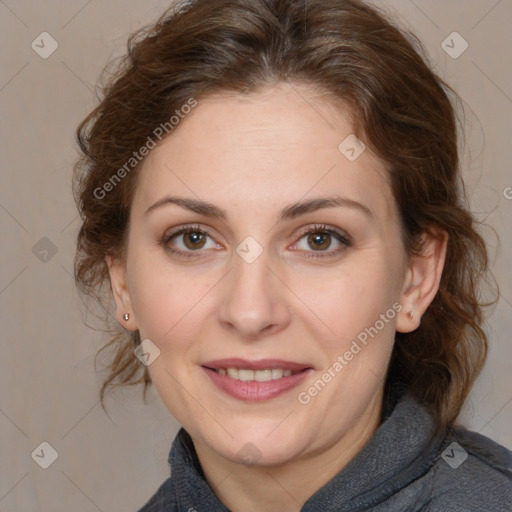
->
xmin=294 ymin=224 xmax=351 ymax=244
xmin=289 ymin=224 xmax=351 ymax=258
xmin=161 ymin=223 xmax=222 ymax=255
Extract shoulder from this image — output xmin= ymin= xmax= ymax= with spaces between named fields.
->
xmin=424 ymin=426 xmax=512 ymax=511
xmin=136 ymin=477 xmax=176 ymax=512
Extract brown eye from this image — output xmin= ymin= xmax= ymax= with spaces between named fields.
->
xmin=182 ymin=231 xmax=207 ymax=250
xmin=292 ymin=224 xmax=351 ymax=259
xmin=307 ymin=232 xmax=332 ymax=251
xmin=162 ymin=225 xmax=220 ymax=258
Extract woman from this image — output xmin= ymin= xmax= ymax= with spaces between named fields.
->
xmin=72 ymin=0 xmax=512 ymax=510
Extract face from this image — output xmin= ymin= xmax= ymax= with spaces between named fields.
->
xmin=110 ymin=83 xmax=417 ymax=467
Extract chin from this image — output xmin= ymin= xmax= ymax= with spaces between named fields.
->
xmin=209 ymin=422 xmax=309 ymax=467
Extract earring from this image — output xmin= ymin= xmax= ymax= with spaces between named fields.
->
xmin=123 ymin=313 xmax=130 ymax=321
xmin=408 ymin=311 xmax=414 ymax=320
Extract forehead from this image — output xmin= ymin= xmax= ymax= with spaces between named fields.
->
xmin=133 ymin=83 xmax=395 ymax=223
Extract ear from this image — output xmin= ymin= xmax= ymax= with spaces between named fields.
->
xmin=105 ymin=255 xmax=138 ymax=331
xmin=396 ymin=228 xmax=448 ymax=333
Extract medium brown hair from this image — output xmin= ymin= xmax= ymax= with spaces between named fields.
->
xmin=73 ymin=0 xmax=496 ymax=431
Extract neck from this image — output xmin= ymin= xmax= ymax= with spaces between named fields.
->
xmin=193 ymin=389 xmax=384 ymax=512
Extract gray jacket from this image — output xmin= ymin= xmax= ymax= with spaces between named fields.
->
xmin=137 ymin=386 xmax=512 ymax=511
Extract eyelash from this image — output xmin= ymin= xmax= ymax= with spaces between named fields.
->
xmin=160 ymin=224 xmax=351 ymax=260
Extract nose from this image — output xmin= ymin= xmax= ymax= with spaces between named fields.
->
xmin=217 ymin=247 xmax=291 ymax=341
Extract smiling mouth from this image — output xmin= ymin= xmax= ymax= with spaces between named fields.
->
xmin=206 ymin=367 xmax=305 ymax=381
xmin=201 ymin=358 xmax=313 ymax=401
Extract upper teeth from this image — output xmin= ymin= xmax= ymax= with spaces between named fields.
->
xmin=216 ymin=368 xmax=293 ymax=381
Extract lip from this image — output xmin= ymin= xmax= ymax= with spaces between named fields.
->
xmin=201 ymin=358 xmax=313 ymax=402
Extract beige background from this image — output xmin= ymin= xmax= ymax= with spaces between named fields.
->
xmin=1 ymin=0 xmax=511 ymax=510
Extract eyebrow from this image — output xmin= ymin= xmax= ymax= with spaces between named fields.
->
xmin=144 ymin=194 xmax=373 ymax=221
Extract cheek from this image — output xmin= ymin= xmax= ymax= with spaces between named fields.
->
xmin=127 ymin=249 xmax=181 ymax=338
xmin=294 ymin=256 xmax=399 ymax=339
xmin=128 ymin=253 xmax=215 ymax=349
